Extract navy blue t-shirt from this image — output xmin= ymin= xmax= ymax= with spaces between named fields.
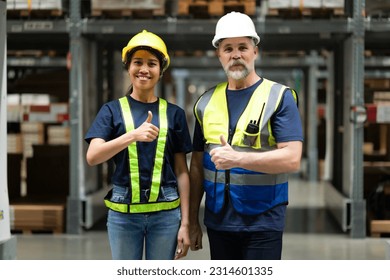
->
xmin=192 ymin=78 xmax=303 ymax=232
xmin=85 ymin=95 xmax=192 ymax=191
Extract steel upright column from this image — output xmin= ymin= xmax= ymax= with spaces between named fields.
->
xmin=343 ymin=0 xmax=366 ymax=238
xmin=67 ymin=0 xmax=83 ymax=234
xmin=306 ymin=50 xmax=319 ymax=181
xmin=351 ymin=0 xmax=366 ymax=238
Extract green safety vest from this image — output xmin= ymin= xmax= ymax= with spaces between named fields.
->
xmin=104 ymin=96 xmax=180 ymax=214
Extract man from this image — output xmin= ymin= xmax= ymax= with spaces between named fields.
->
xmin=189 ymin=12 xmax=303 ymax=260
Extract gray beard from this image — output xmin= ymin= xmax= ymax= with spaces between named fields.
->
xmin=226 ymin=68 xmax=250 ymax=80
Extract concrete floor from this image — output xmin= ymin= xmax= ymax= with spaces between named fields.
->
xmin=12 ymin=178 xmax=390 ymax=260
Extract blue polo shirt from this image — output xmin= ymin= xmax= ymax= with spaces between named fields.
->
xmin=192 ymin=79 xmax=303 ymax=232
xmin=85 ymin=95 xmax=192 ymax=191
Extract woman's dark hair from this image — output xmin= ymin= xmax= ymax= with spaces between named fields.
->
xmin=123 ymin=46 xmax=164 ymax=71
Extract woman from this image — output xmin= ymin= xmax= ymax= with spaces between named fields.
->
xmin=85 ymin=30 xmax=191 ymax=260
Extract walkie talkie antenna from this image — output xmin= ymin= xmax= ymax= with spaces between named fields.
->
xmin=257 ymin=103 xmax=266 ymax=125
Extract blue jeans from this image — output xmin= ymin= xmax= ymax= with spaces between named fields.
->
xmin=207 ymin=228 xmax=283 ymax=260
xmin=107 ymin=185 xmax=181 ymax=260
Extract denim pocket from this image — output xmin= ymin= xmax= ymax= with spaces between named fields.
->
xmin=159 ymin=186 xmax=179 ymax=201
xmin=111 ymin=185 xmax=131 ymax=204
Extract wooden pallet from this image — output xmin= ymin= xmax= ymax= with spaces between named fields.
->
xmin=10 ymin=203 xmax=65 ymax=234
xmin=178 ymin=0 xmax=256 ymax=19
xmin=370 ymin=220 xmax=390 ymax=237
xmin=267 ymin=7 xmax=344 ymax=19
xmin=7 ymin=9 xmax=64 ymax=19
xmin=11 ymin=228 xmax=63 ymax=234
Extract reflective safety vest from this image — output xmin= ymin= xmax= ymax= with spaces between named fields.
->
xmin=194 ymin=78 xmax=297 ymax=215
xmin=104 ymin=96 xmax=180 ymax=214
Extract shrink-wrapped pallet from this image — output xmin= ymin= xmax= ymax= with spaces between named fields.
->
xmin=91 ymin=0 xmax=166 ymax=17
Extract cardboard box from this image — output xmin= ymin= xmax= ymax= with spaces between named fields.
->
xmin=47 ymin=125 xmax=70 ymax=144
xmin=7 ymin=134 xmax=23 ymax=154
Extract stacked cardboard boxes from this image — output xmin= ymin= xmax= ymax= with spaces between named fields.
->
xmin=47 ymin=125 xmax=70 ymax=145
xmin=91 ymin=0 xmax=166 ymax=17
xmin=6 ymin=93 xmax=69 ymax=233
xmin=10 ymin=204 xmax=65 ymax=234
xmin=7 ymin=134 xmax=23 ymax=154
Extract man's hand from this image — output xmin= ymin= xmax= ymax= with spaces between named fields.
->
xmin=210 ymin=135 xmax=238 ymax=170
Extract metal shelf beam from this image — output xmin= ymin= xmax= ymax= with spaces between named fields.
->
xmin=7 ymin=20 xmax=68 ymax=33
xmin=6 ymin=17 xmax=388 ymax=36
xmin=7 ymin=18 xmax=353 ymax=35
xmin=7 ymin=57 xmax=67 ymax=67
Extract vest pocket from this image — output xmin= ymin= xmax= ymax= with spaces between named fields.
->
xmin=230 ymin=184 xmax=275 ymax=215
xmin=238 ymin=129 xmax=261 ymax=148
xmin=204 ymin=180 xmax=225 ymax=214
xmin=232 ymin=184 xmax=275 ymax=202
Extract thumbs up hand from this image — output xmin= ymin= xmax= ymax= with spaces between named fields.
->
xmin=145 ymin=110 xmax=153 ymax=123
xmin=133 ymin=111 xmax=159 ymax=142
xmin=210 ymin=135 xmax=236 ymax=170
xmin=219 ymin=135 xmax=227 ymax=146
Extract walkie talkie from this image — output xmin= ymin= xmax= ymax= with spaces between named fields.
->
xmin=243 ymin=103 xmax=265 ymax=146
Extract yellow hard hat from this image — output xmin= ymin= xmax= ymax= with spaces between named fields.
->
xmin=122 ymin=30 xmax=170 ymax=72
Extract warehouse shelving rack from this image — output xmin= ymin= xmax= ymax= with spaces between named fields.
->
xmin=4 ymin=0 xmax=389 ymax=238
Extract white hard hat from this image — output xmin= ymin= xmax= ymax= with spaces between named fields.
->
xmin=212 ymin=11 xmax=260 ymax=48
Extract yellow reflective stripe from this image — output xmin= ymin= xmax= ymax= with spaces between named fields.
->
xmin=105 ymin=198 xmax=128 ymax=213
xmin=105 ymin=198 xmax=180 ymax=214
xmin=119 ymin=97 xmax=141 ymax=203
xmin=119 ymin=97 xmax=169 ymax=211
xmin=131 ymin=198 xmax=180 ymax=213
xmin=202 ymin=82 xmax=229 ymax=142
xmin=149 ymin=99 xmax=167 ymax=202
xmin=233 ymin=80 xmax=272 ymax=148
xmin=194 ymin=97 xmax=203 ymax=127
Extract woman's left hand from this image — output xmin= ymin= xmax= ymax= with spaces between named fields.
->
xmin=174 ymin=225 xmax=190 ymax=260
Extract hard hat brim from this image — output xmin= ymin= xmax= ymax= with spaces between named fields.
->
xmin=123 ymin=46 xmax=169 ymax=72
xmin=212 ymin=35 xmax=260 ymax=48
